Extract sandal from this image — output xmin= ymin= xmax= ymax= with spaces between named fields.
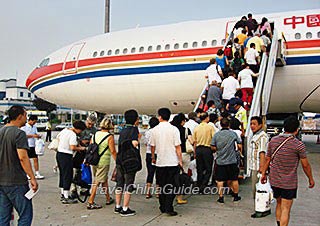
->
xmin=106 ymin=197 xmax=114 ymax=205
xmin=87 ymin=202 xmax=102 ymax=210
xmin=145 ymin=194 xmax=152 ymax=199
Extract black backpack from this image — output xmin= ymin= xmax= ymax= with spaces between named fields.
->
xmin=118 ymin=139 xmax=142 ymax=174
xmin=233 ymin=58 xmax=243 ymax=75
xmin=85 ymin=134 xmax=111 ymax=166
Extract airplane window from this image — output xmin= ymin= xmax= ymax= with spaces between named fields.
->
xmin=93 ymin=51 xmax=98 ymax=57
xmin=107 ymin=50 xmax=112 ymax=55
xmin=38 ymin=58 xmax=50 ymax=67
xmin=221 ymin=39 xmax=226 ymax=45
xmin=115 ymin=49 xmax=120 ymax=55
xmin=100 ymin=50 xmax=105 ymax=56
xmin=318 ymin=32 xmax=320 ymax=38
xmin=306 ymin=32 xmax=312 ymax=39
xmin=165 ymin=44 xmax=170 ymax=50
xmin=183 ymin=42 xmax=188 ymax=48
xmin=174 ymin=43 xmax=179 ymax=49
xmin=211 ymin=40 xmax=217 ymax=46
xmin=139 ymin=46 xmax=144 ymax=52
xmin=295 ymin=33 xmax=301 ymax=39
xmin=156 ymin=45 xmax=161 ymax=51
xmin=148 ymin=46 xmax=153 ymax=51
xmin=131 ymin=47 xmax=136 ymax=53
xmin=202 ymin=41 xmax=207 ymax=47
xmin=192 ymin=41 xmax=198 ymax=48
xmin=123 ymin=48 xmax=128 ymax=54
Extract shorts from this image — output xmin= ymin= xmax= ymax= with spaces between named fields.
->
xmin=215 ymin=163 xmax=239 ymax=181
xmin=92 ymin=165 xmax=110 ymax=183
xmin=272 ymin=186 xmax=297 ymax=200
xmin=27 ymin=147 xmax=38 ymax=159
xmin=116 ymin=165 xmax=136 ymax=193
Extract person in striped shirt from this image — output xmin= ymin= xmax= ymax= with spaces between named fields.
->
xmin=261 ymin=116 xmax=315 ymax=226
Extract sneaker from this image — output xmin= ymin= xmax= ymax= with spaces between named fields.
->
xmin=87 ymin=202 xmax=102 ymax=210
xmin=166 ymin=211 xmax=178 ymax=216
xmin=120 ymin=208 xmax=136 ymax=217
xmin=69 ymin=191 xmax=78 ymax=200
xmin=61 ymin=197 xmax=78 ymax=204
xmin=217 ymin=196 xmax=224 ymax=204
xmin=60 ymin=194 xmax=64 ymax=201
xmin=177 ymin=199 xmax=188 ymax=204
xmin=233 ymin=196 xmax=242 ymax=202
xmin=53 ymin=166 xmax=58 ymax=173
xmin=35 ymin=173 xmax=45 ymax=180
xmin=114 ymin=206 xmax=122 ymax=214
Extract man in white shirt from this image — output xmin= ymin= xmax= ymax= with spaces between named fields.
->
xmin=244 ymin=43 xmax=259 ymax=73
xmin=205 ymin=58 xmax=223 ymax=85
xmin=21 ymin=115 xmax=44 ymax=179
xmin=151 ymin=108 xmax=182 ymax=216
xmin=238 ymin=64 xmax=259 ymax=109
xmin=184 ymin=112 xmax=199 ymax=135
xmin=221 ymin=71 xmax=240 ymax=107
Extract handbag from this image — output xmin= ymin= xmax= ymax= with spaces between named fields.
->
xmin=35 ymin=139 xmax=45 ymax=156
xmin=48 ymin=138 xmax=59 ymax=151
xmin=81 ymin=164 xmax=92 ymax=185
xmin=185 ymin=128 xmax=194 ymax=154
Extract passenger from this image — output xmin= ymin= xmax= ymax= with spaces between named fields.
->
xmin=224 ymin=41 xmax=234 ymax=61
xmin=86 ymin=118 xmax=117 ymax=210
xmin=56 ymin=120 xmax=86 ymax=204
xmin=243 ymin=32 xmax=253 ymax=51
xmin=246 ymin=33 xmax=266 ymax=54
xmin=248 ymin=116 xmax=269 ymax=218
xmin=0 ymin=106 xmax=38 ymax=226
xmin=206 ymin=80 xmax=222 ymax=110
xmin=261 ymin=116 xmax=315 ymax=226
xmin=231 ymin=51 xmax=245 ymax=76
xmin=205 ymin=58 xmax=223 ymax=85
xmin=195 ymin=108 xmax=204 ymax=123
xmin=193 ymin=112 xmax=215 ymax=193
xmin=185 ymin=112 xmax=199 ymax=135
xmin=236 ymin=29 xmax=248 ymax=46
xmin=221 ymin=71 xmax=240 ymax=107
xmin=246 ymin=13 xmax=259 ymax=34
xmin=258 ymin=17 xmax=272 ymax=35
xmin=144 ymin=116 xmax=159 ymax=199
xmin=206 ymin=100 xmax=221 ymax=117
xmin=150 ymin=108 xmax=183 ymax=216
xmin=260 ymin=30 xmax=271 ymax=52
xmin=115 ymin=109 xmax=141 ymax=216
xmin=211 ymin=117 xmax=242 ymax=204
xmin=244 ymin=43 xmax=259 ymax=73
xmin=229 ymin=98 xmax=248 ymax=131
xmin=230 ymin=117 xmax=244 ymax=167
xmin=208 ymin=113 xmax=220 ymax=133
xmin=216 ymin=49 xmax=229 ymax=78
xmin=232 ymin=16 xmax=247 ymax=32
xmin=238 ymin=63 xmax=259 ymax=109
xmin=21 ymin=115 xmax=45 ymax=179
xmin=232 ymin=38 xmax=242 ymax=58
xmin=171 ymin=113 xmax=192 ymax=204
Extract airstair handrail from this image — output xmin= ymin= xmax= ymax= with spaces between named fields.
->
xmin=262 ymin=29 xmax=279 ymax=115
xmin=193 ymin=82 xmax=209 ymax=112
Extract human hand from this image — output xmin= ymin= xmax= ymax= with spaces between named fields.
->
xmin=30 ymin=178 xmax=38 ymax=192
xmin=309 ymin=178 xmax=315 ymax=188
xmin=260 ymin=173 xmax=267 ymax=184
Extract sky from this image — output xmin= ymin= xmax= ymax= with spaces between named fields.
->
xmin=0 ymin=0 xmax=319 ymax=85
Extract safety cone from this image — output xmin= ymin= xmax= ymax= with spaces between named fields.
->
xmin=317 ymin=134 xmax=320 ymax=144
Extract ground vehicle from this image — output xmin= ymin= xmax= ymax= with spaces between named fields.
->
xmin=27 ymin=110 xmax=48 ymax=131
xmin=55 ymin=122 xmax=72 ymax=131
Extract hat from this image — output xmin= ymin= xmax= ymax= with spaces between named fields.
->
xmin=229 ymin=97 xmax=243 ymax=107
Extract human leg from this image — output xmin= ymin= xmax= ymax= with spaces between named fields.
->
xmin=0 ymin=186 xmax=13 ymax=226
xmin=280 ymin=198 xmax=293 ymax=226
xmin=202 ymin=148 xmax=213 ymax=187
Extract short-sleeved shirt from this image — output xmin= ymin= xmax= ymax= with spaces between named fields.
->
xmin=57 ymin=128 xmax=78 ymax=155
xmin=216 ymin=56 xmax=227 ymax=69
xmin=267 ymin=134 xmax=307 ymax=189
xmin=246 ymin=36 xmax=265 ymax=53
xmin=21 ymin=123 xmax=38 ymax=147
xmin=0 ymin=126 xmax=29 ymax=186
xmin=244 ymin=48 xmax=259 ymax=65
xmin=150 ymin=122 xmax=181 ymax=167
xmin=206 ymin=85 xmax=222 ymax=109
xmin=211 ymin=128 xmax=241 ymax=165
xmin=193 ymin=122 xmax=215 ymax=147
xmin=235 ymin=106 xmax=247 ymax=130
xmin=184 ymin=119 xmax=199 ymax=135
xmin=80 ymin=127 xmax=97 ymax=142
xmin=92 ymin=131 xmax=112 ymax=166
xmin=221 ymin=77 xmax=240 ymax=100
xmin=249 ymin=130 xmax=268 ymax=170
xmin=117 ymin=125 xmax=139 ymax=165
xmin=238 ymin=68 xmax=255 ymax=88
xmin=236 ymin=33 xmax=247 ymax=45
xmin=206 ymin=64 xmax=222 ymax=84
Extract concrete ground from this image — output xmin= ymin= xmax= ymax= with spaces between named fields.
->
xmin=27 ymin=133 xmax=319 ymax=226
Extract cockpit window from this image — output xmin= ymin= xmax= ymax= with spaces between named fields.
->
xmin=38 ymin=58 xmax=50 ymax=68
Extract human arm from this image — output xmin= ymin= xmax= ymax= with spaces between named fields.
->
xmin=17 ymin=149 xmax=38 ymax=192
xmin=175 ymin=145 xmax=183 ymax=167
xmin=151 ymin=145 xmax=156 ymax=164
xmin=258 ymin=152 xmax=266 ymax=172
xmin=301 ymin=158 xmax=315 ymax=188
xmin=108 ymin=135 xmax=117 ymax=161
xmin=260 ymin=156 xmax=271 ymax=183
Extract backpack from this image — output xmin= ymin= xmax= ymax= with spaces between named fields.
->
xmin=233 ymin=58 xmax=243 ymax=75
xmin=224 ymin=47 xmax=233 ymax=60
xmin=118 ymin=139 xmax=142 ymax=174
xmin=85 ymin=133 xmax=111 ymax=166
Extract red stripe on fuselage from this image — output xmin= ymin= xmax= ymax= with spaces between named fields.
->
xmin=286 ymin=39 xmax=320 ymax=49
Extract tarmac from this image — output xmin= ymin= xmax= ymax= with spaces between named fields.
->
xmin=26 ymin=133 xmax=320 ymax=226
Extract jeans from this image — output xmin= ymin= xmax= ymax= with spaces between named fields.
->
xmin=0 ymin=184 xmax=33 ymax=226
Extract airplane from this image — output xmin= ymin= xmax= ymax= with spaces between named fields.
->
xmin=26 ymin=9 xmax=320 ymax=115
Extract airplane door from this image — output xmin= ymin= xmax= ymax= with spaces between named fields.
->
xmin=62 ymin=42 xmax=85 ymax=74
